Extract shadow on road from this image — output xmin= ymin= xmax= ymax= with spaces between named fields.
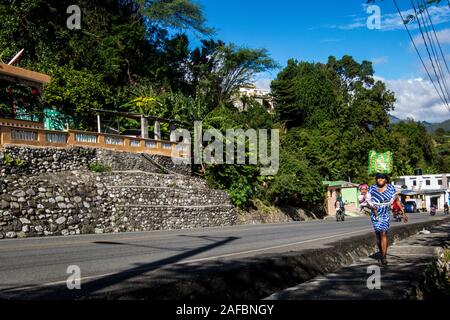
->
xmin=0 ymin=235 xmax=238 ymax=300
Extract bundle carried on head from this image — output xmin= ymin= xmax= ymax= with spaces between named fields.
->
xmin=368 ymin=150 xmax=393 ymax=176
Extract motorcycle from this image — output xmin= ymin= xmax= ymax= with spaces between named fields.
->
xmin=393 ymin=210 xmax=403 ymax=222
xmin=336 ymin=208 xmax=345 ymax=222
xmin=430 ymin=206 xmax=437 ymax=216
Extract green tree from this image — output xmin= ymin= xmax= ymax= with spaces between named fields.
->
xmin=271 ymin=59 xmax=343 ymax=128
xmin=138 ymin=0 xmax=213 ymax=35
xmin=190 ymin=40 xmax=278 ymax=108
xmin=0 ymin=0 xmax=212 ymax=126
xmin=391 ymin=120 xmax=438 ymax=176
xmin=269 ymin=55 xmax=398 ymax=204
xmin=44 ymin=65 xmax=112 ymax=130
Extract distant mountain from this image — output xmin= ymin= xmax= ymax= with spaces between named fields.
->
xmin=388 ymin=114 xmax=450 ymax=133
xmin=426 ymin=120 xmax=450 ymax=133
xmin=389 ymin=115 xmax=402 ymax=124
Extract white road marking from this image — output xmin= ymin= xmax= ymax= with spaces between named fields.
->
xmin=0 ymin=219 xmax=368 ymax=252
xmin=0 ymin=227 xmax=373 ymax=294
xmin=182 ymin=228 xmax=374 ymax=263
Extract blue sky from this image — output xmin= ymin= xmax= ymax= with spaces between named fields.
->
xmin=194 ymin=0 xmax=450 ymax=122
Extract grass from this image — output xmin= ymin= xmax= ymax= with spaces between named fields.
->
xmin=88 ymin=162 xmax=112 ymax=173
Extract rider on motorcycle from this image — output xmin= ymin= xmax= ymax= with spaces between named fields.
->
xmin=335 ymin=197 xmax=345 ymax=221
xmin=391 ymin=194 xmax=407 ymax=222
xmin=430 ymin=203 xmax=437 ymax=216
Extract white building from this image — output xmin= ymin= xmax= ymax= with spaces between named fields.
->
xmin=393 ymin=174 xmax=450 ymax=211
xmin=232 ymin=84 xmax=274 ymax=112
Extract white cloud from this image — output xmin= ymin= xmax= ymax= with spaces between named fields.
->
xmin=372 ymin=56 xmax=389 ymax=65
xmin=253 ymin=75 xmax=450 ymax=123
xmin=335 ymin=5 xmax=450 ymax=32
xmin=383 ymin=77 xmax=450 ymax=123
xmin=250 ymin=73 xmax=450 ymax=123
xmin=413 ymin=27 xmax=450 ymax=45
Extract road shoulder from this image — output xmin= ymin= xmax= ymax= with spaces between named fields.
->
xmin=266 ymin=223 xmax=450 ymax=300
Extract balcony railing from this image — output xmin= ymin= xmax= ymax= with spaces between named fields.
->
xmin=0 ymin=119 xmax=188 ymax=159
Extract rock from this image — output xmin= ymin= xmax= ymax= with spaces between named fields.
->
xmin=16 ymin=232 xmax=26 ymax=238
xmin=5 ymin=231 xmax=16 ymax=239
xmin=55 ymin=217 xmax=66 ymax=225
xmin=1 ymin=200 xmax=9 ymax=209
xmin=19 ymin=218 xmax=31 ymax=224
xmin=12 ymin=190 xmax=25 ymax=198
xmin=10 ymin=202 xmax=20 ymax=209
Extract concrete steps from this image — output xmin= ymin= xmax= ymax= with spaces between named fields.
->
xmin=99 ymin=171 xmax=237 ymax=232
xmin=101 ymin=171 xmax=209 ymax=190
xmin=106 ymin=186 xmax=231 ymax=207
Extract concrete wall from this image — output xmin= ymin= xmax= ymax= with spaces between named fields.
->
xmin=342 ymin=187 xmax=358 ymax=212
xmin=394 ymin=174 xmax=450 ymax=190
xmin=325 ymin=187 xmax=358 ymax=216
xmin=0 ymin=119 xmax=187 ymax=159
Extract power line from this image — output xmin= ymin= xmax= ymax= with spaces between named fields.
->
xmin=411 ymin=0 xmax=450 ymax=109
xmin=393 ymin=0 xmax=450 ymax=111
xmin=421 ymin=0 xmax=450 ymax=78
xmin=416 ymin=0 xmax=450 ymax=105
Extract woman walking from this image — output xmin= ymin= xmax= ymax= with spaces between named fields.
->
xmin=369 ymin=173 xmax=407 ymax=265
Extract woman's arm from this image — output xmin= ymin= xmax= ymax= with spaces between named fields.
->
xmin=397 ymin=199 xmax=409 ymax=223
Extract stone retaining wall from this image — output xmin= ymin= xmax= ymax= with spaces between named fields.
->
xmin=0 ymin=171 xmax=236 ymax=239
xmin=0 ymin=145 xmax=192 ymax=176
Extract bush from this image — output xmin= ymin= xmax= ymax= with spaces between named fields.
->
xmin=205 ymin=165 xmax=259 ymax=208
xmin=88 ymin=163 xmax=112 ymax=173
xmin=2 ymin=153 xmax=25 ymax=167
xmin=265 ymin=149 xmax=324 ymax=205
xmin=227 ymin=175 xmax=254 ymax=208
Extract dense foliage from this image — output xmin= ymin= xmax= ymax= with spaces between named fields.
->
xmin=0 ymin=1 xmax=447 ymax=210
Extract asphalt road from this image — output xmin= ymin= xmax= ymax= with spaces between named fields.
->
xmin=0 ymin=213 xmax=444 ymax=299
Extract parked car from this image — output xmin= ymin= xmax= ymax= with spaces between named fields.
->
xmin=404 ymin=200 xmax=419 ymax=213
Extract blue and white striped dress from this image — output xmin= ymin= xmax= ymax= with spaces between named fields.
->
xmin=369 ymin=184 xmax=396 ymax=233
